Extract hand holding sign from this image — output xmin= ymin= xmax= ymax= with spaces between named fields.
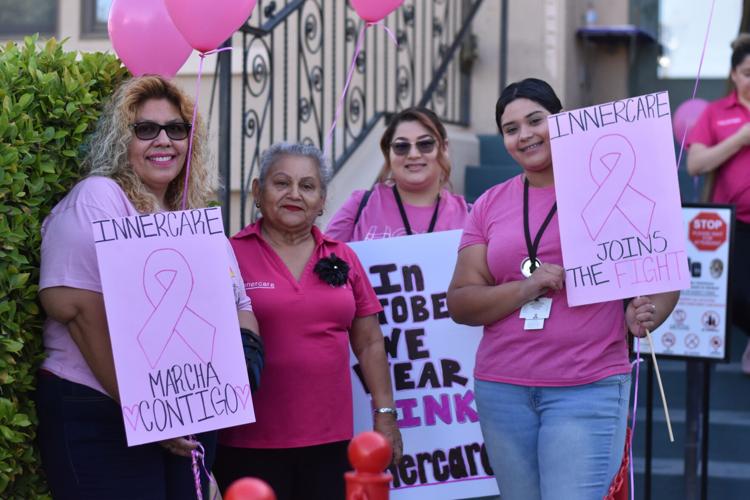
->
xmin=625 ymin=296 xmax=658 ymax=337
xmin=523 ymin=263 xmax=565 ymax=300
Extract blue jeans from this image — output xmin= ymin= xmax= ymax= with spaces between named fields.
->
xmin=475 ymin=374 xmax=630 ymax=500
xmin=35 ymin=372 xmax=217 ymax=500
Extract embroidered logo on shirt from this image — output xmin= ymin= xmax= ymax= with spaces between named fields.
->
xmin=716 ymin=117 xmax=742 ymax=127
xmin=245 ymin=281 xmax=276 ymax=290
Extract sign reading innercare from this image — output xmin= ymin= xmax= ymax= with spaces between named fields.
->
xmin=349 ymin=231 xmax=499 ymax=500
xmin=94 ymin=207 xmax=255 ymax=446
xmin=548 ymin=91 xmax=690 ymax=306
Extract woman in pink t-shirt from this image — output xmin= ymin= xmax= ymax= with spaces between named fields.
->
xmin=36 ymin=76 xmax=261 ymax=499
xmin=447 ymin=78 xmax=679 ymax=500
xmin=215 ymin=142 xmax=402 ymax=500
xmin=687 ymin=34 xmax=750 ymax=372
xmin=326 ymin=107 xmax=469 ymax=242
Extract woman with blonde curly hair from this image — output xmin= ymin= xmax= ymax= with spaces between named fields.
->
xmin=35 ymin=75 xmax=261 ymax=499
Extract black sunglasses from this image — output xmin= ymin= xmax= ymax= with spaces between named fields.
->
xmin=390 ymin=138 xmax=437 ymax=156
xmin=131 ymin=121 xmax=192 ymax=141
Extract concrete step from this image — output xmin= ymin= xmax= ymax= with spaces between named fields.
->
xmin=464 ymin=164 xmax=520 ymax=202
xmin=478 ymin=134 xmax=514 ymax=166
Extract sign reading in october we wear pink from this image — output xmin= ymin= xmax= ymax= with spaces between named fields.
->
xmin=94 ymin=207 xmax=255 ymax=446
xmin=549 ymin=91 xmax=690 ymax=306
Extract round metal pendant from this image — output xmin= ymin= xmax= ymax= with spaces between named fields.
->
xmin=520 ymin=257 xmax=542 ymax=278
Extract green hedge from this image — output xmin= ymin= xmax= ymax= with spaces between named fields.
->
xmin=0 ymin=35 xmax=128 ymax=498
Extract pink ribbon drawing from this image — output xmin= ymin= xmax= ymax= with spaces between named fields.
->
xmin=137 ymin=248 xmax=216 ymax=368
xmin=581 ymin=134 xmax=656 ymax=241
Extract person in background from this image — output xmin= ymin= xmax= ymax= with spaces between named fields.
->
xmin=447 ymin=78 xmax=679 ymax=500
xmin=326 ymin=107 xmax=469 ymax=241
xmin=36 ymin=75 xmax=261 ymax=500
xmin=687 ymin=33 xmax=750 ymax=374
xmin=215 ymin=142 xmax=402 ymax=500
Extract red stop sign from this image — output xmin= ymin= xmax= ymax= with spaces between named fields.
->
xmin=689 ymin=212 xmax=727 ymax=251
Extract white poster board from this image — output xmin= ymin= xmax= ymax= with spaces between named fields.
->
xmin=94 ymin=207 xmax=255 ymax=445
xmin=349 ymin=231 xmax=499 ymax=500
xmin=548 ymin=92 xmax=690 ymax=307
xmin=642 ymin=205 xmax=734 ymax=360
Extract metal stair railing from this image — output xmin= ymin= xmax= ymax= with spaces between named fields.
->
xmin=234 ymin=0 xmax=484 ymax=228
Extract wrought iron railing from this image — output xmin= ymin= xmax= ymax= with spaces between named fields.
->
xmin=236 ymin=0 xmax=483 ymax=228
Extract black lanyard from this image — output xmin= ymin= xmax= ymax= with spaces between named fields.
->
xmin=523 ymin=178 xmax=557 ymax=273
xmin=392 ymin=185 xmax=441 ymax=236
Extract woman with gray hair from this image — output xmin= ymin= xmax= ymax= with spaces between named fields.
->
xmin=215 ymin=142 xmax=402 ymax=500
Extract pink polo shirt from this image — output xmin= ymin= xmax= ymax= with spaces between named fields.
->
xmin=221 ymin=220 xmax=383 ymax=448
xmin=687 ymin=91 xmax=750 ymax=223
xmin=459 ymin=175 xmax=630 ymax=386
xmin=325 ymin=183 xmax=470 ymax=242
xmin=39 ymin=176 xmax=251 ymax=395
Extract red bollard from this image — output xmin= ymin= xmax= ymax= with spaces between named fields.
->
xmin=224 ymin=477 xmax=276 ymax=500
xmin=345 ymin=431 xmax=393 ymax=500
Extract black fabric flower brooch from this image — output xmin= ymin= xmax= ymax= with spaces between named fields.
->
xmin=313 ymin=253 xmax=350 ymax=287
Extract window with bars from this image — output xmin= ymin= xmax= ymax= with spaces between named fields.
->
xmin=81 ymin=0 xmax=112 ymax=37
xmin=0 ymin=0 xmax=57 ymax=37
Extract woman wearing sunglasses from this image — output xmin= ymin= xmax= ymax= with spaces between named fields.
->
xmin=326 ymin=107 xmax=469 ymax=241
xmin=36 ymin=75 xmax=260 ymax=499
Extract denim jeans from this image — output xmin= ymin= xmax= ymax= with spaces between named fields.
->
xmin=475 ymin=374 xmax=631 ymax=500
xmin=35 ymin=372 xmax=217 ymax=500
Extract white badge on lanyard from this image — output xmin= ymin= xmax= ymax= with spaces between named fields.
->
xmin=520 ymin=297 xmax=552 ymax=330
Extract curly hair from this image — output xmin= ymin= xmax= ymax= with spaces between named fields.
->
xmin=376 ymin=107 xmax=452 ymax=188
xmin=84 ymin=75 xmax=217 ymax=212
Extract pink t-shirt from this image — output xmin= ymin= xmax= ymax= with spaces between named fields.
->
xmin=687 ymin=91 xmax=750 ymax=223
xmin=459 ymin=175 xmax=630 ymax=386
xmin=325 ymin=183 xmax=470 ymax=242
xmin=39 ymin=176 xmax=251 ymax=395
xmin=220 ymin=220 xmax=383 ymax=449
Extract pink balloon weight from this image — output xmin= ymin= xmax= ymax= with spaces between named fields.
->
xmin=350 ymin=0 xmax=404 ymax=23
xmin=672 ymin=98 xmax=709 ymax=142
xmin=165 ymin=0 xmax=257 ymax=53
xmin=108 ymin=0 xmax=192 ymax=78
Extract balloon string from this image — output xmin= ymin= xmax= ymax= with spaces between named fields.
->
xmin=675 ymin=0 xmax=716 ymax=170
xmin=180 ymin=47 xmax=233 ymax=211
xmin=323 ymin=21 xmax=398 ymax=159
xmin=190 ymin=437 xmax=220 ymax=500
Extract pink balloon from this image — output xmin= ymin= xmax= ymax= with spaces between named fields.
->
xmin=350 ymin=0 xmax=404 ymax=23
xmin=672 ymin=98 xmax=709 ymax=142
xmin=165 ymin=0 xmax=257 ymax=53
xmin=108 ymin=0 xmax=192 ymax=78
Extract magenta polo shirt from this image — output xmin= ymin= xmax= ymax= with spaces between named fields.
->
xmin=459 ymin=175 xmax=630 ymax=386
xmin=39 ymin=176 xmax=251 ymax=395
xmin=221 ymin=220 xmax=383 ymax=449
xmin=687 ymin=91 xmax=750 ymax=223
xmin=325 ymin=182 xmax=470 ymax=242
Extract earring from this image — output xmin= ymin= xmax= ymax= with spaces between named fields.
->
xmin=318 ymin=210 xmax=323 ymax=216
xmin=255 ymin=202 xmax=260 ymax=208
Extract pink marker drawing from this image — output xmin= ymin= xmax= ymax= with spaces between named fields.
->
xmin=137 ymin=248 xmax=217 ymax=368
xmin=581 ymin=134 xmax=656 ymax=240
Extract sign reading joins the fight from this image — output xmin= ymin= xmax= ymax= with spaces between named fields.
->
xmin=94 ymin=207 xmax=255 ymax=446
xmin=643 ymin=205 xmax=734 ymax=361
xmin=349 ymin=231 xmax=499 ymax=500
xmin=548 ymin=92 xmax=690 ymax=306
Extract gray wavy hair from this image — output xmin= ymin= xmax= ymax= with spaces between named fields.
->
xmin=83 ymin=75 xmax=216 ymax=212
xmin=258 ymin=142 xmax=332 ymax=195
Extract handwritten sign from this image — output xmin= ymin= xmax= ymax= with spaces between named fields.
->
xmin=349 ymin=231 xmax=499 ymax=500
xmin=549 ymin=92 xmax=690 ymax=306
xmin=94 ymin=207 xmax=255 ymax=446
